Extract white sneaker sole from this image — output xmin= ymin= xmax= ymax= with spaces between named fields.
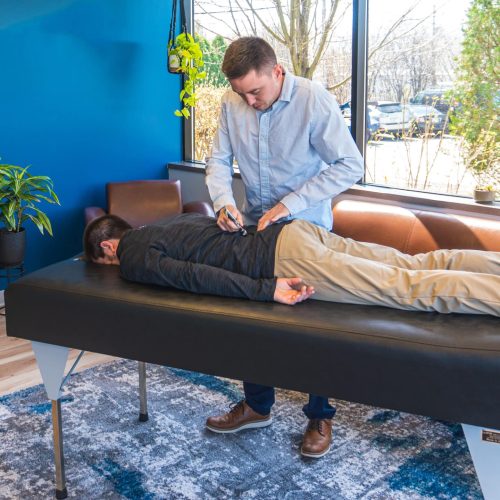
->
xmin=206 ymin=416 xmax=273 ymax=434
xmin=300 ymin=444 xmax=331 ymax=458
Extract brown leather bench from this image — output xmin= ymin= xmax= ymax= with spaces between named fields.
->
xmin=5 ymin=197 xmax=500 ymax=499
xmin=333 ymin=197 xmax=500 ymax=253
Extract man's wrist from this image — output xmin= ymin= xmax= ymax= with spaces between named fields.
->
xmin=216 ymin=204 xmax=233 ymax=217
xmin=214 ymin=198 xmax=237 ymax=215
xmin=279 ymin=194 xmax=303 ymax=216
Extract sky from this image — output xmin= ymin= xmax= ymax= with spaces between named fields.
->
xmin=369 ymin=0 xmax=472 ymax=36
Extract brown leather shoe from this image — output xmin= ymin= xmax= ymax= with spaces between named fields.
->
xmin=300 ymin=418 xmax=333 ymax=458
xmin=206 ymin=400 xmax=272 ymax=433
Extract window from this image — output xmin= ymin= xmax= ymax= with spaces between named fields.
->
xmin=191 ymin=0 xmax=353 ymax=163
xmin=365 ymin=0 xmax=484 ymax=197
xmin=188 ymin=0 xmax=498 ymax=200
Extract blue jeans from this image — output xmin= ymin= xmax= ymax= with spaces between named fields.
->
xmin=243 ymin=382 xmax=336 ymax=419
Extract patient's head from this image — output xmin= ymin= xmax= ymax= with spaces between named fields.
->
xmin=83 ymin=214 xmax=132 ymax=265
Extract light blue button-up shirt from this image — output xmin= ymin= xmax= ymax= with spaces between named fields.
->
xmin=205 ymin=72 xmax=364 ymax=230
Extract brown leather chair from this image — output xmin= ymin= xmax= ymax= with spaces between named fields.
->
xmin=84 ymin=180 xmax=214 ymax=227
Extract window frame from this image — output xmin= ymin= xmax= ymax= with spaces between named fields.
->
xmin=183 ymin=0 xmax=196 ymax=162
xmin=351 ymin=0 xmax=368 ymax=166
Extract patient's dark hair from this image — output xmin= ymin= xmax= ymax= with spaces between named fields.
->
xmin=222 ymin=37 xmax=277 ymax=80
xmin=83 ymin=214 xmax=132 ymax=262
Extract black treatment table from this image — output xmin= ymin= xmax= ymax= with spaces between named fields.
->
xmin=5 ymin=257 xmax=500 ymax=499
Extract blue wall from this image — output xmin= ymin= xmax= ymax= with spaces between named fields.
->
xmin=0 ymin=0 xmax=182 ymax=284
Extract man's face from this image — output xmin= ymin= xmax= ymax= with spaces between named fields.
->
xmin=94 ymin=254 xmax=119 ymax=265
xmin=229 ymin=65 xmax=284 ymax=111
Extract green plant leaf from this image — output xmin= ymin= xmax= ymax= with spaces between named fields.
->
xmin=25 ymin=214 xmax=45 ymax=234
xmin=48 ymin=188 xmax=60 ymax=205
xmin=30 ymin=206 xmax=53 ymax=236
xmin=0 ymin=164 xmax=59 ymax=233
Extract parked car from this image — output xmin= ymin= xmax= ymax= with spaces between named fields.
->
xmin=340 ymin=101 xmax=379 ymax=139
xmin=339 ymin=101 xmax=352 ymax=123
xmin=410 ymin=88 xmax=453 ymax=114
xmin=407 ymin=104 xmax=447 ymax=133
xmin=372 ymin=102 xmax=414 ymax=135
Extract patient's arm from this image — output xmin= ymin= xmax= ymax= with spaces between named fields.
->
xmin=119 ymin=247 xmax=277 ymax=301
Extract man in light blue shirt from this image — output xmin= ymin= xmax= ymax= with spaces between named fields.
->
xmin=205 ymin=38 xmax=363 ymax=233
xmin=205 ymin=37 xmax=364 ymax=459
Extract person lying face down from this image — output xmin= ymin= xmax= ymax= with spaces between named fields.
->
xmin=83 ymin=213 xmax=313 ymax=305
xmin=83 ymin=212 xmax=500 ymax=316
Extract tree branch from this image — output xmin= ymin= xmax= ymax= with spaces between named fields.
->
xmin=307 ymin=0 xmax=340 ymax=78
xmin=243 ymin=0 xmax=286 ymax=44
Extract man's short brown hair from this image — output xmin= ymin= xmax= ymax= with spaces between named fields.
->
xmin=222 ymin=37 xmax=277 ymax=80
xmin=83 ymin=214 xmax=132 ymax=262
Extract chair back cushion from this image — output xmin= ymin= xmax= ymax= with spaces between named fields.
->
xmin=333 ymin=198 xmax=500 ymax=253
xmin=107 ymin=180 xmax=182 ymax=228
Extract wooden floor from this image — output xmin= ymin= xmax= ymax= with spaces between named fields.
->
xmin=0 ymin=308 xmax=117 ymax=397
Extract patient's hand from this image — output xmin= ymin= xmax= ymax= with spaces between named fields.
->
xmin=274 ymin=277 xmax=315 ymax=305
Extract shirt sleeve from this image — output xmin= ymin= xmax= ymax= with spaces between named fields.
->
xmin=120 ymin=246 xmax=277 ymax=302
xmin=280 ymin=86 xmax=364 ymax=215
xmin=205 ymin=94 xmax=238 ymax=214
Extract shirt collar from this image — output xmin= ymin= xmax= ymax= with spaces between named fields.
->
xmin=278 ymin=71 xmax=294 ymax=103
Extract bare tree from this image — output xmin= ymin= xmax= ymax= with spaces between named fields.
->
xmin=196 ymin=0 xmax=345 ymax=79
xmin=195 ymin=0 xmax=441 ymax=96
xmin=368 ymin=25 xmax=456 ymax=101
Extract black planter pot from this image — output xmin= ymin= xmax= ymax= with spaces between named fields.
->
xmin=0 ymin=228 xmax=26 ymax=267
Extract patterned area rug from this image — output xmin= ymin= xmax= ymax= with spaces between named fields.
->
xmin=0 ymin=359 xmax=481 ymax=499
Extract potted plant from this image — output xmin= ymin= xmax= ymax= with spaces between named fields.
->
xmin=473 ymin=184 xmax=497 ymax=203
xmin=460 ymin=126 xmax=499 ymax=203
xmin=0 ymin=163 xmax=60 ymax=267
xmin=168 ymin=32 xmax=206 ymax=118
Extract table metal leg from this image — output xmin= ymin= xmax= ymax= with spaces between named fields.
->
xmin=462 ymin=424 xmax=500 ymax=500
xmin=138 ymin=361 xmax=149 ymax=422
xmin=52 ymin=399 xmax=67 ymax=499
xmin=31 ymin=341 xmax=80 ymax=499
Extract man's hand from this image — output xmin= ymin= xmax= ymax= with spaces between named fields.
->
xmin=217 ymin=204 xmax=244 ymax=232
xmin=273 ymin=277 xmax=315 ymax=305
xmin=257 ymin=202 xmax=290 ymax=231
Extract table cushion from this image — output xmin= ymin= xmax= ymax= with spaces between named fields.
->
xmin=6 ymin=257 xmax=500 ymax=428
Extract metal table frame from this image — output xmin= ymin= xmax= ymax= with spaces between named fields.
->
xmin=31 ymin=340 xmax=500 ymax=500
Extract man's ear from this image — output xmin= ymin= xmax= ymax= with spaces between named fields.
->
xmin=272 ymin=64 xmax=283 ymax=79
xmin=100 ymin=240 xmax=117 ymax=257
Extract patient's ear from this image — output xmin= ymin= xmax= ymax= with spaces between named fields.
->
xmin=100 ymin=239 xmax=118 ymax=257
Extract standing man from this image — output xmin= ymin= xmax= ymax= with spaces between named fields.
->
xmin=205 ymin=36 xmax=364 ymax=458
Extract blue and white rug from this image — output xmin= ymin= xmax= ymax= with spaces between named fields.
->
xmin=0 ymin=359 xmax=481 ymax=499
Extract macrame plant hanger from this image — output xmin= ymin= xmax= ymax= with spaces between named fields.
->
xmin=168 ymin=0 xmax=188 ymax=73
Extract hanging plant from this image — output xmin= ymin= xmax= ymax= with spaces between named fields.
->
xmin=167 ymin=0 xmax=206 ymax=119
xmin=168 ymin=33 xmax=206 ymax=119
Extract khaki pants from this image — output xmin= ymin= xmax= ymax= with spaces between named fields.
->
xmin=274 ymin=220 xmax=500 ymax=316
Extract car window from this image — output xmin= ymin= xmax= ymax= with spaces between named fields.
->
xmin=378 ymin=104 xmax=402 ymax=113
